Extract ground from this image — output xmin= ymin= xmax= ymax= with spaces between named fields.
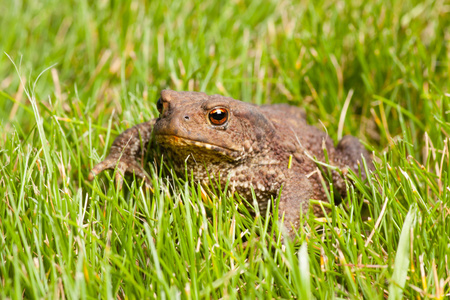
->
xmin=0 ymin=0 xmax=449 ymax=298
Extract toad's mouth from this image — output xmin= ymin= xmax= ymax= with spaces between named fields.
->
xmin=155 ymin=134 xmax=241 ymax=158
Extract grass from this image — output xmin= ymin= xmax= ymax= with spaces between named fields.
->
xmin=1 ymin=0 xmax=450 ymax=298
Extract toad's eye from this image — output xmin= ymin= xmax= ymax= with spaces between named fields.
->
xmin=156 ymin=98 xmax=163 ymax=114
xmin=208 ymin=108 xmax=228 ymax=125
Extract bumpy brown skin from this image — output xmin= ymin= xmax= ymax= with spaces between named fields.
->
xmin=89 ymin=90 xmax=372 ymax=238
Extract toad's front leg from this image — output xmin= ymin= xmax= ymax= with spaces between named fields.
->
xmin=277 ymin=171 xmax=315 ymax=239
xmin=88 ymin=119 xmax=156 ymax=187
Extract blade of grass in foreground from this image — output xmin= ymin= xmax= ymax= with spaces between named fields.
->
xmin=388 ymin=205 xmax=417 ymax=300
xmin=298 ymin=243 xmax=312 ymax=299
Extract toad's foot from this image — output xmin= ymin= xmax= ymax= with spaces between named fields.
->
xmin=88 ymin=154 xmax=151 ymax=189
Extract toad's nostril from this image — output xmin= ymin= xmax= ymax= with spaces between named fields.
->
xmin=184 ymin=115 xmax=190 ymax=121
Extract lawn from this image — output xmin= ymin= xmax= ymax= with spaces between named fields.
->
xmin=1 ymin=0 xmax=449 ymax=298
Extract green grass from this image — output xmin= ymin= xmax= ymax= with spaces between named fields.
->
xmin=1 ymin=0 xmax=450 ymax=298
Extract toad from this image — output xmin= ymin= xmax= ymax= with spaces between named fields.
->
xmin=89 ymin=90 xmax=372 ymax=237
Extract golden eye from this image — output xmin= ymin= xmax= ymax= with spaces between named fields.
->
xmin=208 ymin=108 xmax=228 ymax=125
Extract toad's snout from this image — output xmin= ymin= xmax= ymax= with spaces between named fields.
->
xmin=154 ymin=108 xmax=199 ymax=139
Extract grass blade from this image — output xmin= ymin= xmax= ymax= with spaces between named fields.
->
xmin=388 ymin=205 xmax=417 ymax=300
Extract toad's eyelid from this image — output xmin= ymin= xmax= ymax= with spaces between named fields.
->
xmin=202 ymin=101 xmax=230 ymax=111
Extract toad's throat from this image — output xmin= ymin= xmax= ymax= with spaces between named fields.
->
xmin=155 ymin=134 xmax=241 ymax=158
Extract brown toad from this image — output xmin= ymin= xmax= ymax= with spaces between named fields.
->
xmin=89 ymin=90 xmax=372 ymax=237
